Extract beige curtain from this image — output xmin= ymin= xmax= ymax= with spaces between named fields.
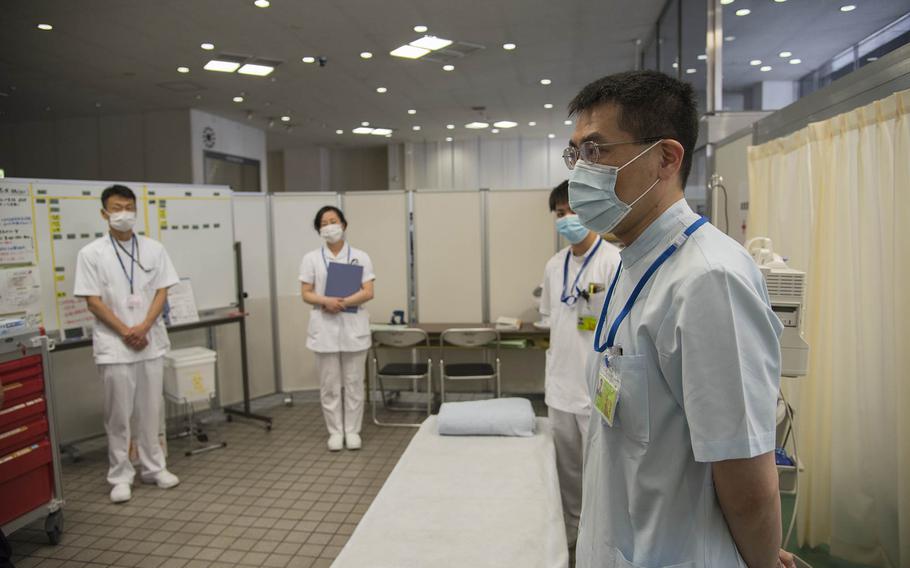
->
xmin=747 ymin=89 xmax=910 ymax=568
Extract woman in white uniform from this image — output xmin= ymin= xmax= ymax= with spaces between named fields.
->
xmin=299 ymin=206 xmax=375 ymax=451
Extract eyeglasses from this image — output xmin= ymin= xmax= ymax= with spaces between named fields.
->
xmin=562 ymin=137 xmax=666 ymax=170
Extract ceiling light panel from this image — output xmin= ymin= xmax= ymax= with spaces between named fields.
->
xmin=390 ymin=45 xmax=430 ymax=59
xmin=204 ymin=60 xmax=241 ymax=72
xmin=238 ymin=63 xmax=275 ymax=76
xmin=410 ymin=36 xmax=453 ymax=51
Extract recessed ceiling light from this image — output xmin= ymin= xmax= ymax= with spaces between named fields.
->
xmin=238 ymin=63 xmax=275 ymax=76
xmin=686 ymin=68 xmax=696 ymax=74
xmin=361 ymin=121 xmax=370 ymax=126
xmin=177 ymin=66 xmax=190 ymax=74
xmin=775 ymin=0 xmax=787 ymax=2
xmin=376 ymin=87 xmax=388 ymax=93
xmin=493 ymin=121 xmax=518 ymax=128
xmin=204 ymin=60 xmax=241 ymax=72
xmin=779 ymin=51 xmax=792 ymax=58
xmin=502 ymin=43 xmax=517 ymax=50
xmin=414 ymin=25 xmax=428 ymax=33
xmin=760 ymin=65 xmax=772 ymax=72
xmin=360 ymin=52 xmax=373 ymax=59
xmin=233 ymin=96 xmax=244 ymax=103
xmin=867 ymin=56 xmax=878 ymax=62
xmin=540 ymin=79 xmax=552 ymax=85
xmin=491 ymin=129 xmax=500 ymax=134
xmin=465 ymin=122 xmax=489 ymax=129
xmin=390 ymin=45 xmax=430 ymax=59
xmin=280 ymin=116 xmax=290 ymax=122
xmin=443 ymin=64 xmax=455 ymax=71
xmin=548 ymin=133 xmax=556 ymax=139
xmin=697 ymin=54 xmax=707 ymax=61
xmin=720 ymin=0 xmax=734 ymax=4
xmin=445 ymin=137 xmax=453 ymax=142
xmin=336 ymin=129 xmax=344 ymax=135
xmin=840 ymin=5 xmax=856 ymax=12
xmin=735 ymin=8 xmax=750 ymax=16
xmin=563 ymin=120 xmax=572 ymax=125
xmin=201 ymin=42 xmax=215 ymax=50
xmin=544 ymin=103 xmax=554 ymax=109
xmin=412 ymin=125 xmax=421 ymax=131
xmin=407 ymin=109 xmax=417 ymax=115
xmin=446 ymin=124 xmax=455 ymax=130
xmin=410 ymin=36 xmax=452 ymax=51
xmin=37 ymin=23 xmax=53 ymax=31
xmin=353 ymin=127 xmax=373 ymax=134
xmin=254 ymin=0 xmax=269 ymax=7
xmin=528 ymin=121 xmax=537 ymax=126
xmin=672 ymin=62 xmax=679 ymax=69
xmin=371 ymin=128 xmax=393 ymax=136
xmin=789 ymin=58 xmax=802 ymax=64
xmin=725 ymin=35 xmax=735 ymax=41
xmin=750 ymin=59 xmax=762 ymax=66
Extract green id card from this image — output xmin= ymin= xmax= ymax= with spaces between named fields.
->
xmin=577 ymin=315 xmax=598 ymax=331
xmin=593 ymin=357 xmax=621 ymax=426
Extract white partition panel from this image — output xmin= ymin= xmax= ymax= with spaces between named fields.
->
xmin=341 ymin=191 xmax=409 ymax=324
xmin=413 ymin=191 xmax=483 ymax=323
xmin=271 ymin=193 xmax=339 ymax=392
xmin=487 ymin=190 xmax=557 ymax=323
xmin=714 ymin=132 xmax=752 ymax=243
xmin=231 ymin=194 xmax=277 ymax=399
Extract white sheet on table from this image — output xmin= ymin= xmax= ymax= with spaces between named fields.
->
xmin=332 ymin=416 xmax=568 ymax=568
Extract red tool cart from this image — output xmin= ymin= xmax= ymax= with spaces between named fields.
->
xmin=0 ymin=329 xmax=64 ymax=545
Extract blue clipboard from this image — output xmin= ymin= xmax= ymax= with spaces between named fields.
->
xmin=325 ymin=262 xmax=363 ymax=314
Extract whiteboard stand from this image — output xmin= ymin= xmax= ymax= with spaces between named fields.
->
xmin=223 ymin=242 xmax=273 ymax=431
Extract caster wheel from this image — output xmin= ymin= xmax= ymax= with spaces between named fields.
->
xmin=266 ymin=425 xmax=272 ymax=432
xmin=45 ymin=510 xmax=63 ymax=545
xmin=197 ymin=433 xmax=209 ymax=443
xmin=226 ymin=415 xmax=233 ymax=423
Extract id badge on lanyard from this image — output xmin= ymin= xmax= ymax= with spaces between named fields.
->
xmin=594 ymin=347 xmax=623 ymax=426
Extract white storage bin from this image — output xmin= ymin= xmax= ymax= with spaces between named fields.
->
xmin=164 ymin=347 xmax=217 ymax=402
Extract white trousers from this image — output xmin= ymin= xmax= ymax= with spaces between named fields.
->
xmin=550 ymin=407 xmax=590 ymax=545
xmin=99 ymin=358 xmax=167 ymax=485
xmin=315 ymin=350 xmax=367 ymax=435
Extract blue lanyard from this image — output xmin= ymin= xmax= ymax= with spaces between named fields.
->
xmin=322 ymin=244 xmax=351 ymax=268
xmin=594 ymin=217 xmax=708 ymax=353
xmin=561 ymin=238 xmax=603 ymax=306
xmin=110 ymin=234 xmax=136 ymax=294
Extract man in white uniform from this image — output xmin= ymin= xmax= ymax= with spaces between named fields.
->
xmin=539 ymin=180 xmax=620 ymax=550
xmin=565 ymin=71 xmax=796 ymax=568
xmin=74 ymin=185 xmax=181 ymax=504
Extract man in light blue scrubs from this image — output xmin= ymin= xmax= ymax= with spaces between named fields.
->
xmin=565 ymin=71 xmax=796 ymax=568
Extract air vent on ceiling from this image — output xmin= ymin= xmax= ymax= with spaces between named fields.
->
xmin=423 ymin=41 xmax=486 ymax=63
xmin=157 ymin=81 xmax=206 ymax=92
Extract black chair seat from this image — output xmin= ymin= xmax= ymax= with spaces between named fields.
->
xmin=379 ymin=363 xmax=429 ymax=377
xmin=444 ymin=363 xmax=495 ymax=377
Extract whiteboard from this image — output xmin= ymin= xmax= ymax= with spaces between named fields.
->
xmin=487 ymin=189 xmax=557 ymax=323
xmin=7 ymin=178 xmax=236 ymax=335
xmin=270 ymin=193 xmax=340 ymax=392
xmin=341 ymin=191 xmax=409 ymax=324
xmin=413 ymin=191 xmax=483 ymax=323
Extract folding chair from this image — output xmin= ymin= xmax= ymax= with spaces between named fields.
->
xmin=370 ymin=328 xmax=433 ymax=427
xmin=439 ymin=328 xmax=501 ymax=404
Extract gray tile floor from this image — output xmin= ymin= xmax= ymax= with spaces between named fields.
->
xmin=8 ymin=401 xmax=422 ymax=568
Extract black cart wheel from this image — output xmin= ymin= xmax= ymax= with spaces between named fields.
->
xmin=45 ymin=510 xmax=63 ymax=545
xmin=197 ymin=433 xmax=209 ymax=443
xmin=226 ymin=414 xmax=233 ymax=422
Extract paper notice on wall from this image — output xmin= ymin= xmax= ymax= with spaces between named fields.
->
xmin=0 ymin=266 xmax=42 ymax=326
xmin=60 ymin=296 xmax=93 ymax=330
xmin=167 ymin=278 xmax=199 ymax=325
xmin=0 ymin=185 xmax=35 ymax=265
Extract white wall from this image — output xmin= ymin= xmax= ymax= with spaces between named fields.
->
xmin=403 ymin=136 xmax=568 ymax=190
xmin=190 ymin=109 xmax=268 ymax=191
xmin=0 ymin=110 xmax=192 ymax=183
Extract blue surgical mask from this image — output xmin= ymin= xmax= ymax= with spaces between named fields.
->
xmin=568 ymin=140 xmax=662 ymax=234
xmin=555 ymin=214 xmax=589 ymax=244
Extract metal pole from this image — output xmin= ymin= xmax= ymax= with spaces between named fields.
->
xmin=706 ymin=0 xmax=724 ymax=113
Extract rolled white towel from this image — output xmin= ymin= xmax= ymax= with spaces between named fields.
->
xmin=437 ymin=397 xmax=537 ymax=437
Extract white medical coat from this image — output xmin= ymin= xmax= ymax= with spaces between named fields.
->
xmin=577 ymin=200 xmax=783 ymax=568
xmin=74 ymin=235 xmax=180 ymax=365
xmin=299 ymin=243 xmax=375 ymax=354
xmin=540 ymin=238 xmax=621 ymax=415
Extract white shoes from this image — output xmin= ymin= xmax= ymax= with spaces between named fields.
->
xmin=110 ymin=483 xmax=132 ymax=503
xmin=327 ymin=434 xmax=344 ymax=451
xmin=345 ymin=433 xmax=362 ymax=450
xmin=141 ymin=469 xmax=180 ymax=489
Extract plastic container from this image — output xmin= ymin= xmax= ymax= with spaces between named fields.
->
xmin=164 ymin=347 xmax=217 ymax=402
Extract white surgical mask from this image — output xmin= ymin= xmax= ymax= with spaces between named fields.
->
xmin=320 ymin=223 xmax=344 ymax=244
xmin=107 ymin=210 xmax=136 ymax=232
xmin=568 ymin=140 xmax=662 ymax=234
